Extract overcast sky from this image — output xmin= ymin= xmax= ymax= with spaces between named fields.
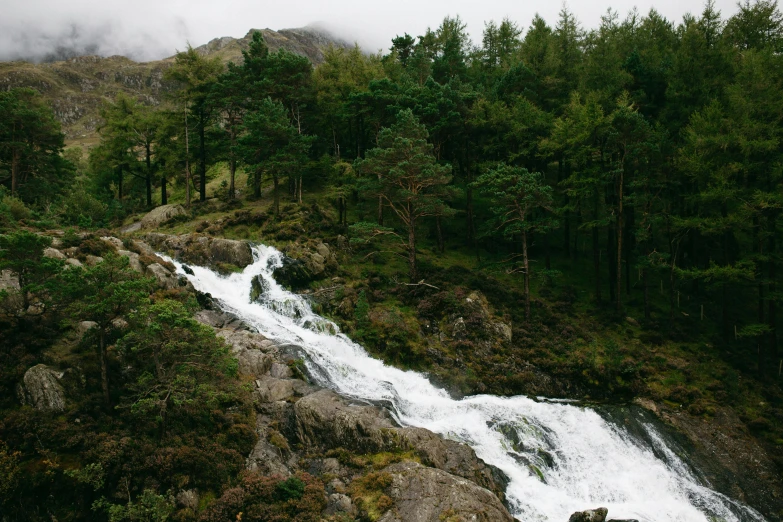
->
xmin=1 ymin=0 xmax=741 ymax=62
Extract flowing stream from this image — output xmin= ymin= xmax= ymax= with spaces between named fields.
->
xmin=167 ymin=244 xmax=766 ymax=522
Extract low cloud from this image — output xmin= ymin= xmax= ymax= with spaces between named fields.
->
xmin=1 ymin=0 xmax=739 ymax=63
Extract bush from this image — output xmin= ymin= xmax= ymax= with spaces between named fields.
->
xmin=56 ymin=186 xmax=108 ymax=228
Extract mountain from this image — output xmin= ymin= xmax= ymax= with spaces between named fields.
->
xmin=0 ymin=27 xmax=352 ymax=146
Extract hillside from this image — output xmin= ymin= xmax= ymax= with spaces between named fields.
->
xmin=0 ymin=27 xmax=352 ymax=146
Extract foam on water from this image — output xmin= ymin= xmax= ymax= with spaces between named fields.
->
xmin=165 ymin=244 xmax=765 ymax=522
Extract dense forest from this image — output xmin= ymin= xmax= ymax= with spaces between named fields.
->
xmin=2 ymin=0 xmax=783 ymax=520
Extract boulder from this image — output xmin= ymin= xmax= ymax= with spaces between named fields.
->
xmin=397 ymin=427 xmax=508 ymax=500
xmin=256 ymin=376 xmax=296 ymax=403
xmin=377 ymin=461 xmax=514 ymax=522
xmin=85 ymin=255 xmax=103 ymax=266
xmin=65 ymin=258 xmax=83 ymax=269
xmin=324 ymin=493 xmax=354 ymax=516
xmin=139 ymin=204 xmax=187 ymax=229
xmin=43 ymin=247 xmax=66 ymax=260
xmin=117 ymin=250 xmax=143 ymax=273
xmin=142 ymin=233 xmax=253 ymax=271
xmin=217 ymin=329 xmax=275 ymax=353
xmin=16 ymin=364 xmax=67 ymax=411
xmin=100 ymin=236 xmax=124 ymax=250
xmin=209 ymin=238 xmax=253 ymax=267
xmin=569 ymin=508 xmax=609 ymax=522
xmin=250 ymin=275 xmax=271 ymax=303
xmin=237 ymin=349 xmax=273 ymax=377
xmin=0 ymin=269 xmax=20 ymax=291
xmin=269 ymin=362 xmax=292 ymax=379
xmin=294 ymin=389 xmax=398 ymax=452
xmin=77 ymin=321 xmax=98 ymax=335
xmin=246 ymin=437 xmax=292 ymax=476
xmin=273 ymin=256 xmax=313 ymax=290
xmin=145 ymin=263 xmax=179 ymax=290
xmin=293 ymin=389 xmax=507 ymax=498
xmin=176 ymin=489 xmax=199 ymax=511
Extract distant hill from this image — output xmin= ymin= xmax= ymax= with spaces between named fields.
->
xmin=0 ymin=27 xmax=353 ymax=147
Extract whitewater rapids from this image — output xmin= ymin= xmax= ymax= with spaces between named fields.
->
xmin=166 ymin=244 xmax=765 ymax=522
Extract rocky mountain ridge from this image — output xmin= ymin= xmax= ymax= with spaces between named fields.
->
xmin=0 ymin=26 xmax=351 ymax=145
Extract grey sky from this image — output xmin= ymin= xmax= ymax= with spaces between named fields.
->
xmin=1 ymin=0 xmax=741 ymax=62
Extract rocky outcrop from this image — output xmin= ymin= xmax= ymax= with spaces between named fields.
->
xmin=16 ymin=364 xmax=67 ymax=411
xmin=138 ymin=204 xmax=187 ymax=230
xmin=145 ymin=263 xmax=182 ymax=290
xmin=143 ymin=233 xmax=253 ymax=272
xmin=293 ymin=389 xmax=508 ymax=499
xmin=569 ymin=508 xmax=608 ymax=522
xmin=274 ymin=241 xmax=338 ymax=289
xmin=395 ymin=427 xmax=508 ymax=499
xmin=377 ymin=461 xmax=514 ymax=522
xmin=295 ymin=389 xmax=400 ymax=452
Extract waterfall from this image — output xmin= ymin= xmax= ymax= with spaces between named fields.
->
xmin=164 ymin=244 xmax=766 ymax=522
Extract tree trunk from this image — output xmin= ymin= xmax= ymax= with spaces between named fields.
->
xmin=145 ymin=143 xmax=153 ymax=208
xmin=161 ymin=174 xmax=167 ymax=205
xmin=253 ymin=170 xmax=262 ymax=198
xmin=11 ymin=146 xmax=19 ymax=196
xmin=407 ymin=210 xmax=417 ymax=282
xmin=99 ymin=329 xmax=110 ymax=407
xmin=377 ymin=195 xmax=384 ymax=226
xmin=769 ymin=233 xmax=778 ymax=376
xmin=522 ymin=230 xmax=530 ymax=322
xmin=117 ymin=165 xmax=124 ymax=201
xmin=608 ymin=225 xmax=616 ymax=303
xmin=229 ymin=157 xmax=236 ymax=200
xmin=298 ymin=175 xmax=303 ymax=204
xmin=199 ymin=108 xmax=207 ymax=202
xmin=643 ymin=267 xmax=650 ymax=321
xmin=436 ymin=216 xmax=445 ymax=253
xmin=184 ymin=109 xmax=191 ymax=207
xmin=616 ymin=168 xmax=624 ymax=313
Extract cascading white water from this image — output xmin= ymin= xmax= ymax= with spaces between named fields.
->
xmin=166 ymin=245 xmax=766 ymax=522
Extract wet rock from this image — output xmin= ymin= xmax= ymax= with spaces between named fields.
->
xmin=569 ymin=508 xmax=608 ymax=522
xmin=16 ymin=364 xmax=67 ymax=411
xmin=273 ymin=256 xmax=313 ymax=290
xmin=139 ymin=204 xmax=187 ymax=229
xmin=142 ymin=233 xmax=252 ymax=271
xmin=378 ymin=461 xmax=514 ymax=522
xmin=250 ymin=275 xmax=270 ymax=302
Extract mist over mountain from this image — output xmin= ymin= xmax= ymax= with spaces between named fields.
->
xmin=0 ymin=14 xmax=193 ymax=63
